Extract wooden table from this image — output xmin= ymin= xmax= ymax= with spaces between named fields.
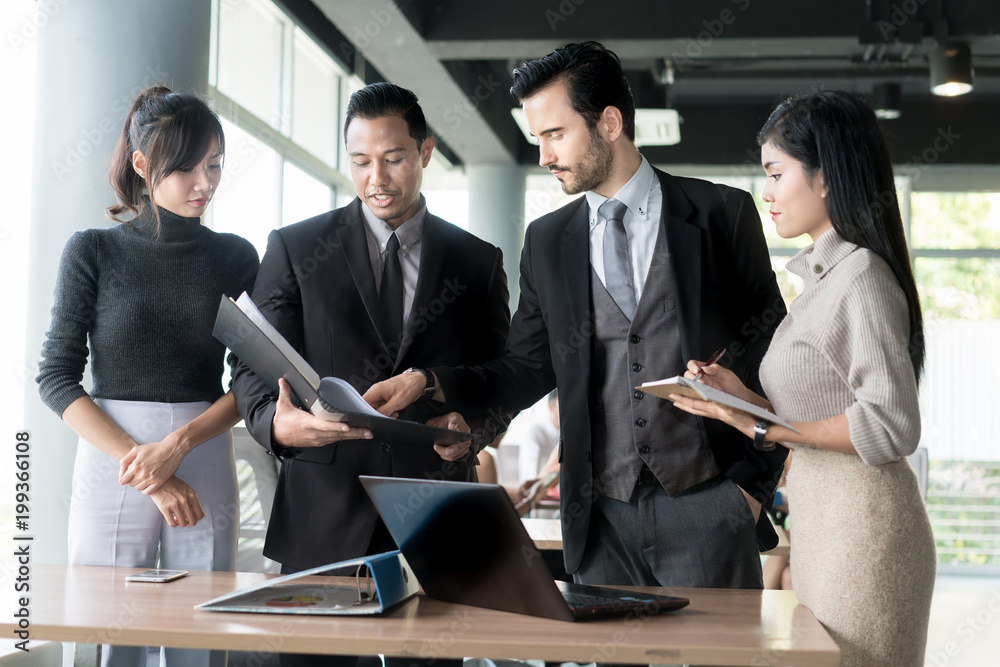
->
xmin=3 ymin=565 xmax=838 ymax=666
xmin=522 ymin=517 xmax=563 ymax=550
xmin=524 ymin=518 xmax=791 ymax=558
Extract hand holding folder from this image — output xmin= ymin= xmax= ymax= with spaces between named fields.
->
xmin=214 ymin=293 xmax=475 ymax=447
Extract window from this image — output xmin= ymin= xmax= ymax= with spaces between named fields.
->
xmin=911 ymin=192 xmax=1000 ymax=567
xmin=208 ymin=0 xmax=356 ymax=251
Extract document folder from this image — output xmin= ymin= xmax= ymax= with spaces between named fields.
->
xmin=196 ymin=551 xmax=418 ymax=615
xmin=213 ymin=293 xmax=473 ymax=446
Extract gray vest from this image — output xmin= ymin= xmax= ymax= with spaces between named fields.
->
xmin=589 ymin=223 xmax=720 ymax=501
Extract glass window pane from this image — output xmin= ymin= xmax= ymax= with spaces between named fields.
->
xmin=770 ymin=256 xmax=804 ymax=308
xmin=915 ymin=258 xmax=1000 ymax=320
xmin=208 ymin=119 xmax=281 ymax=260
xmin=282 ymin=161 xmax=333 ymax=227
xmin=339 ymin=76 xmax=365 ymax=175
xmin=217 ymin=0 xmax=284 ymax=126
xmin=291 ymin=29 xmax=340 ymax=166
xmin=911 ymin=192 xmax=1000 ymax=249
xmin=919 ymin=319 xmax=1000 ymax=461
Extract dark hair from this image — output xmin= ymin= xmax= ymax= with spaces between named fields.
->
xmin=344 ymin=82 xmax=428 ymax=147
xmin=107 ymin=86 xmax=224 ymax=228
xmin=510 ymin=41 xmax=635 ymax=142
xmin=759 ymin=90 xmax=924 ymax=380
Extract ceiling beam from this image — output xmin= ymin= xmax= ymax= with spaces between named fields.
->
xmin=311 ymin=0 xmax=515 ymax=165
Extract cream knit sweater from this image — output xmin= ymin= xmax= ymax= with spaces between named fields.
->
xmin=760 ymin=229 xmax=936 ymax=667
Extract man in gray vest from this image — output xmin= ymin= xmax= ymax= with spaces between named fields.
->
xmin=366 ymin=42 xmax=787 ymax=590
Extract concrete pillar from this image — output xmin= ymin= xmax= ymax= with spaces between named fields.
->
xmin=466 ymin=163 xmax=528 ymax=308
xmin=24 ymin=0 xmax=211 ymax=564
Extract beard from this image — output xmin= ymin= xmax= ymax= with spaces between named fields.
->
xmin=555 ymin=128 xmax=614 ymax=195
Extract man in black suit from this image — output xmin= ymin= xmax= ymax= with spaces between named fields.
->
xmin=367 ymin=43 xmax=787 ymax=590
xmin=231 ymin=83 xmax=509 ymax=659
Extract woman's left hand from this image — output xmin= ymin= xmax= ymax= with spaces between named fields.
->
xmin=669 ymin=393 xmax=758 ymax=440
xmin=119 ymin=438 xmax=186 ymax=495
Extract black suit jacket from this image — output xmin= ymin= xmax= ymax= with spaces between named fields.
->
xmin=434 ymin=168 xmax=788 ymax=574
xmin=232 ymin=199 xmax=509 ymax=569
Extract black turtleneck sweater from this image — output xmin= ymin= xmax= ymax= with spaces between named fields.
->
xmin=37 ymin=205 xmax=259 ymax=416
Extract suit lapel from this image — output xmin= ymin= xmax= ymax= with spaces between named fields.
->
xmin=657 ymin=169 xmax=702 ymax=361
xmin=561 ymin=200 xmax=592 ymax=376
xmin=395 ymin=214 xmax=447 ymax=369
xmin=336 ymin=200 xmax=393 ymax=350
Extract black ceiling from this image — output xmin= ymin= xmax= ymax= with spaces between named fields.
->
xmin=280 ymin=0 xmax=1000 ymax=168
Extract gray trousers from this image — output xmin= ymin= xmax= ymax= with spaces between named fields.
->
xmin=575 ymin=475 xmax=763 ymax=589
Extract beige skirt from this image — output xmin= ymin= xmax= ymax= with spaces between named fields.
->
xmin=788 ymin=446 xmax=936 ymax=667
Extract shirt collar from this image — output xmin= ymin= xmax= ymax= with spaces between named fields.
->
xmin=585 ymin=156 xmax=655 ymax=222
xmin=786 ymin=228 xmax=859 ymax=283
xmin=361 ymin=195 xmax=426 ymax=252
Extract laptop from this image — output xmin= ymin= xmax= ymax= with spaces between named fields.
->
xmin=359 ymin=475 xmax=689 ymax=621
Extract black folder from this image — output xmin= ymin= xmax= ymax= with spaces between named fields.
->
xmin=213 ymin=293 xmax=472 ymax=447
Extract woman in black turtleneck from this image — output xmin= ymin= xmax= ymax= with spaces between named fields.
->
xmin=37 ymin=87 xmax=258 ymax=667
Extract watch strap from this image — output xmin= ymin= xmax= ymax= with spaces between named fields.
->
xmin=753 ymin=419 xmax=771 ymax=452
xmin=404 ymin=367 xmax=435 ymax=398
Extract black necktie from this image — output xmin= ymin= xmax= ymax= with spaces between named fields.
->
xmin=600 ymin=198 xmax=637 ymax=320
xmin=379 ymin=233 xmax=403 ymax=345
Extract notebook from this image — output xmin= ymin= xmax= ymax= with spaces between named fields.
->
xmin=360 ymin=475 xmax=689 ymax=621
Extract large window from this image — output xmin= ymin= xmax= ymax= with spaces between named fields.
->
xmin=910 ymin=192 xmax=1000 ymax=567
xmin=206 ymin=0 xmax=355 ymax=252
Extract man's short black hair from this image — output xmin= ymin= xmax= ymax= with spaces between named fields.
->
xmin=344 ymin=82 xmax=429 ymax=146
xmin=510 ymin=41 xmax=635 ymax=142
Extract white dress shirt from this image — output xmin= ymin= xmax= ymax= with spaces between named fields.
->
xmin=585 ymin=156 xmax=662 ymax=300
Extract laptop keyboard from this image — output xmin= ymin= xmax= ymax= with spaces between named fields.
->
xmin=562 ymin=591 xmax=647 ymax=610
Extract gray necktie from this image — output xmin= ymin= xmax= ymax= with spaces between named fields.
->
xmin=600 ymin=198 xmax=637 ymax=320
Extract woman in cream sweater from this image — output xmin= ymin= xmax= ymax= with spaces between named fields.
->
xmin=670 ymin=90 xmax=935 ymax=666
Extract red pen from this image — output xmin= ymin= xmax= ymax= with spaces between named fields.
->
xmin=693 ymin=346 xmax=727 ymax=383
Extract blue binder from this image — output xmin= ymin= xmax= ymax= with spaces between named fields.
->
xmin=196 ymin=551 xmax=419 ymax=615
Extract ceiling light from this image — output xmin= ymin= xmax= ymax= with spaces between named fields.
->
xmin=930 ymin=42 xmax=974 ymax=96
xmin=872 ymin=83 xmax=901 ymax=120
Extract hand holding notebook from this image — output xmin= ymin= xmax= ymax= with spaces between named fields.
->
xmin=639 ymin=375 xmax=798 ymax=432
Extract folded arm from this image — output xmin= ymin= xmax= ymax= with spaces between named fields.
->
xmin=61 ymin=396 xmax=204 ymax=527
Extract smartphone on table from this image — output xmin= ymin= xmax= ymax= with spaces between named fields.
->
xmin=125 ymin=569 xmax=189 ymax=583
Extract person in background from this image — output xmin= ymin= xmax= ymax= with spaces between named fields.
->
xmin=501 ymin=391 xmax=561 ymax=515
xmin=37 ymin=86 xmax=259 ymax=667
xmin=670 ymin=90 xmax=935 ymax=666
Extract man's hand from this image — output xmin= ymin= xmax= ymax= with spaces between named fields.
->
xmin=272 ymin=378 xmax=373 ymax=447
xmin=427 ymin=412 xmax=471 ymax=461
xmin=149 ymin=476 xmax=204 ymax=527
xmin=119 ymin=439 xmax=186 ymax=495
xmin=363 ymin=371 xmax=433 ymax=416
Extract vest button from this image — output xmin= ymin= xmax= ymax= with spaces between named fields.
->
xmin=630 ymin=334 xmax=640 ymax=344
xmin=631 ymin=362 xmax=642 ymax=372
xmin=585 ymin=451 xmax=592 ymax=462
xmin=639 ymin=445 xmax=650 ymax=454
xmin=635 ymin=418 xmax=646 ymax=427
xmin=634 ymin=390 xmax=644 ymax=400
xmin=381 ymin=442 xmax=391 ymax=454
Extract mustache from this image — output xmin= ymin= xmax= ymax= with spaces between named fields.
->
xmin=548 ymin=166 xmax=571 ymax=174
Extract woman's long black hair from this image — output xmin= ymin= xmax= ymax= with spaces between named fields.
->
xmin=759 ymin=90 xmax=924 ymax=380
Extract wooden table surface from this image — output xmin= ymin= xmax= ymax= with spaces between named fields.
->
xmin=3 ymin=565 xmax=837 ymax=666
